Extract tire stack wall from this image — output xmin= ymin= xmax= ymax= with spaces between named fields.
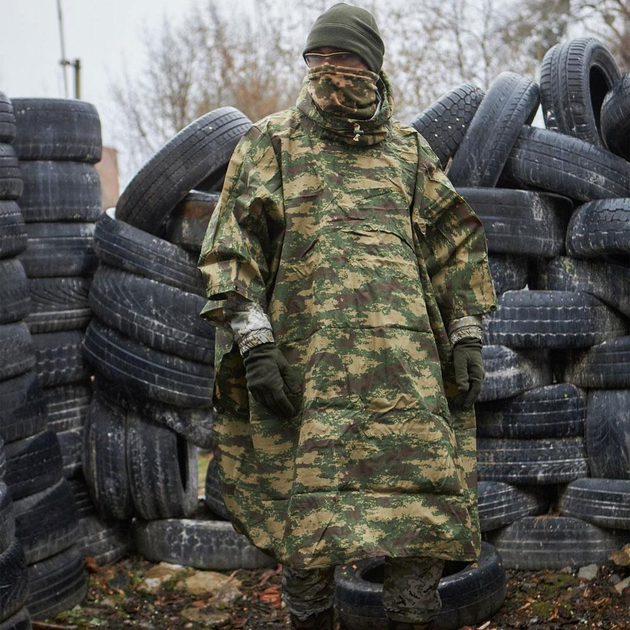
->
xmin=415 ymin=37 xmax=630 ymax=570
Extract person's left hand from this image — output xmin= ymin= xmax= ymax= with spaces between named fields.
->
xmin=452 ymin=337 xmax=484 ymax=409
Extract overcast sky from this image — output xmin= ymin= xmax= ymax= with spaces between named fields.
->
xmin=0 ymin=0 xmax=206 ymax=148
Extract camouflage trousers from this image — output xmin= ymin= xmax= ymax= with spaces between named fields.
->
xmin=281 ymin=556 xmax=445 ymax=623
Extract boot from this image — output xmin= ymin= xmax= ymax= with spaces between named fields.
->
xmin=289 ymin=607 xmax=335 ymax=629
xmin=386 ymin=618 xmax=437 ymax=630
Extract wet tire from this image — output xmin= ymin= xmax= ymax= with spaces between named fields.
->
xmin=476 ymin=383 xmax=586 ymax=439
xmin=477 ymin=437 xmax=589 ymax=485
xmin=43 ymin=383 xmax=90 ymax=433
xmin=479 ymin=345 xmax=551 ymax=403
xmin=116 ymin=108 xmax=251 ymax=234
xmin=25 ymin=276 xmax=91 ymax=333
xmin=68 ymin=475 xmax=96 ymax=520
xmin=500 ymin=126 xmax=630 ymax=202
xmin=17 ymin=161 xmax=101 ymax=222
xmin=89 ymin=265 xmax=214 ymax=363
xmin=165 ymin=191 xmax=219 ymax=252
xmin=126 ymin=412 xmax=198 ymax=520
xmin=0 ymin=609 xmax=31 ymax=630
xmin=94 ymin=208 xmax=204 ymax=296
xmin=134 ymin=502 xmax=276 ymax=570
xmin=0 ymin=201 xmax=27 ymax=259
xmin=13 ymin=478 xmax=79 ymax=564
xmin=540 ymin=38 xmax=620 ymax=147
xmin=77 ymin=515 xmax=134 ymax=566
xmin=0 ymin=92 xmax=16 ymax=144
xmin=559 ymin=478 xmax=630 ymax=530
xmin=585 ymin=389 xmax=630 ymax=479
xmin=485 ymin=515 xmax=628 ymax=569
xmin=0 ymin=144 xmax=22 ymax=200
xmin=457 ymin=188 xmax=572 ymax=257
xmin=0 ymin=541 xmax=29 ymax=623
xmin=483 ymin=290 xmax=628 ymax=349
xmin=0 ymin=371 xmax=47 ymax=445
xmin=0 ymin=259 xmax=29 ymax=325
xmin=601 ymin=73 xmax=630 ymax=160
xmin=333 ymin=541 xmax=506 ymax=630
xmin=410 ymin=84 xmax=485 ymax=169
xmin=19 ymin=222 xmax=97 ymax=278
xmin=531 ymin=256 xmax=630 ymax=318
xmin=204 ymin=457 xmax=230 ymax=520
xmin=57 ymin=427 xmax=83 ymax=478
xmin=558 ymin=336 xmax=630 ymax=389
xmin=478 ymin=481 xmax=552 ymax=533
xmin=32 ymin=330 xmax=89 ymax=387
xmin=448 ymin=72 xmax=539 ymax=187
xmin=83 ymin=319 xmax=214 ymax=408
xmin=487 ymin=254 xmax=528 ymax=295
xmin=12 ymin=98 xmax=101 ymax=163
xmin=0 ymin=482 xmax=15 ymax=553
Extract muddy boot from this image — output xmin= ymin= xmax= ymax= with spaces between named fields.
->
xmin=289 ymin=607 xmax=335 ymax=629
xmin=386 ymin=618 xmax=437 ymax=630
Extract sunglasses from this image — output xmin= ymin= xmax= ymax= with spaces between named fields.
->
xmin=304 ymin=51 xmax=365 ymax=69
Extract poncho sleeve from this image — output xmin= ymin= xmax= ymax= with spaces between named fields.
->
xmin=412 ymin=137 xmax=498 ymax=323
xmin=197 ymin=124 xmax=285 ymax=327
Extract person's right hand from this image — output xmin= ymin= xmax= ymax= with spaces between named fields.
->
xmin=242 ymin=342 xmax=302 ymax=419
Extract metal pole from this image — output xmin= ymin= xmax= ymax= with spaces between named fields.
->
xmin=56 ymin=0 xmax=69 ymax=98
xmin=74 ymin=59 xmax=81 ymax=99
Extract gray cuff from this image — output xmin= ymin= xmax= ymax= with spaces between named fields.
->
xmin=238 ymin=328 xmax=275 ymax=355
xmin=223 ymin=291 xmax=274 ymax=355
xmin=447 ymin=315 xmax=483 ymax=337
xmin=450 ymin=325 xmax=483 ymax=345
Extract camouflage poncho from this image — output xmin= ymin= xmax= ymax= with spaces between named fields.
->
xmin=198 ymin=68 xmax=498 ymax=570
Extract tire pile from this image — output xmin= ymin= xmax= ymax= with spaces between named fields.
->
xmin=414 ymin=36 xmax=630 ymax=571
xmin=80 ymin=107 xmax=275 ymax=571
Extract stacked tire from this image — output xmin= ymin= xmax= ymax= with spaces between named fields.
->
xmin=415 ymin=37 xmax=630 ymax=570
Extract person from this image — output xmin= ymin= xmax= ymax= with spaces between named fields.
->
xmin=198 ymin=3 xmax=498 ymax=628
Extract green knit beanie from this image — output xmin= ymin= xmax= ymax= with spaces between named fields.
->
xmin=302 ymin=3 xmax=385 ymax=74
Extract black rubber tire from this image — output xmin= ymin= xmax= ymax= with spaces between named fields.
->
xmin=500 ymin=126 xmax=630 ymax=202
xmin=95 ymin=374 xmax=214 ymax=449
xmin=559 ymin=336 xmax=630 ymax=389
xmin=485 ymin=515 xmax=628 ymax=569
xmin=0 ymin=144 xmax=22 ymax=201
xmin=12 ymin=98 xmax=101 ymax=163
xmin=531 ymin=255 xmax=630 ymax=318
xmin=0 ymin=323 xmax=35 ymax=382
xmin=476 ymin=383 xmax=586 ymax=439
xmin=585 ymin=389 xmax=630 ymax=479
xmin=26 ymin=545 xmax=88 ymax=620
xmin=204 ymin=457 xmax=230 ymax=521
xmin=0 ymin=609 xmax=31 ymax=630
xmin=487 ymin=254 xmax=528 ymax=295
xmin=25 ymin=276 xmax=91 ymax=334
xmin=134 ymin=502 xmax=277 ymax=570
xmin=68 ymin=475 xmax=96 ymax=520
xmin=19 ymin=222 xmax=97 ymax=278
xmin=449 ymin=72 xmax=539 ymax=187
xmin=13 ymin=478 xmax=79 ymax=564
xmin=83 ymin=319 xmax=214 ymax=408
xmin=4 ymin=430 xmax=63 ymax=501
xmin=333 ymin=542 xmax=506 ymax=630
xmin=116 ymin=108 xmax=251 ymax=234
xmin=477 ymin=436 xmax=588 ymax=485
xmin=77 ymin=515 xmax=134 ymax=566
xmin=540 ymin=38 xmax=620 ymax=147
xmin=89 ymin=265 xmax=214 ymax=363
xmin=0 ymin=437 xmax=4 ymax=482
xmin=17 ymin=161 xmax=101 ymax=222
xmin=32 ymin=330 xmax=89 ymax=388
xmin=43 ymin=383 xmax=91 ymax=433
xmin=410 ymin=84 xmax=485 ymax=169
xmin=82 ymin=390 xmax=134 ymax=521
xmin=165 ymin=191 xmax=219 ymax=252
xmin=457 ymin=188 xmax=572 ymax=257
xmin=126 ymin=412 xmax=198 ymax=520
xmin=0 ymin=370 xmax=47 ymax=444
xmin=0 ymin=541 xmax=29 ymax=623
xmin=601 ymin=73 xmax=630 ymax=160
xmin=0 ymin=481 xmax=15 ymax=554
xmin=559 ymin=478 xmax=630 ymax=530
xmin=57 ymin=427 xmax=83 ymax=478
xmin=565 ymin=198 xmax=630 ymax=261
xmin=94 ymin=208 xmax=205 ymax=296
xmin=0 ymin=92 xmax=16 ymax=144
xmin=478 ymin=481 xmax=552 ymax=533
xmin=479 ymin=345 xmax=552 ymax=403
xmin=0 ymin=201 xmax=27 ymax=259
xmin=0 ymin=259 xmax=29 ymax=325
xmin=483 ymin=290 xmax=628 ymax=349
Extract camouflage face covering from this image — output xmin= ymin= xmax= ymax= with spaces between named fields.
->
xmin=307 ymin=63 xmax=381 ymax=120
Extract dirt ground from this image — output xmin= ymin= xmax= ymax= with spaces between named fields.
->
xmin=44 ymin=554 xmax=630 ymax=630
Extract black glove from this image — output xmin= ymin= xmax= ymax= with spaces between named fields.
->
xmin=242 ymin=342 xmax=302 ymax=419
xmin=452 ymin=337 xmax=484 ymax=409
